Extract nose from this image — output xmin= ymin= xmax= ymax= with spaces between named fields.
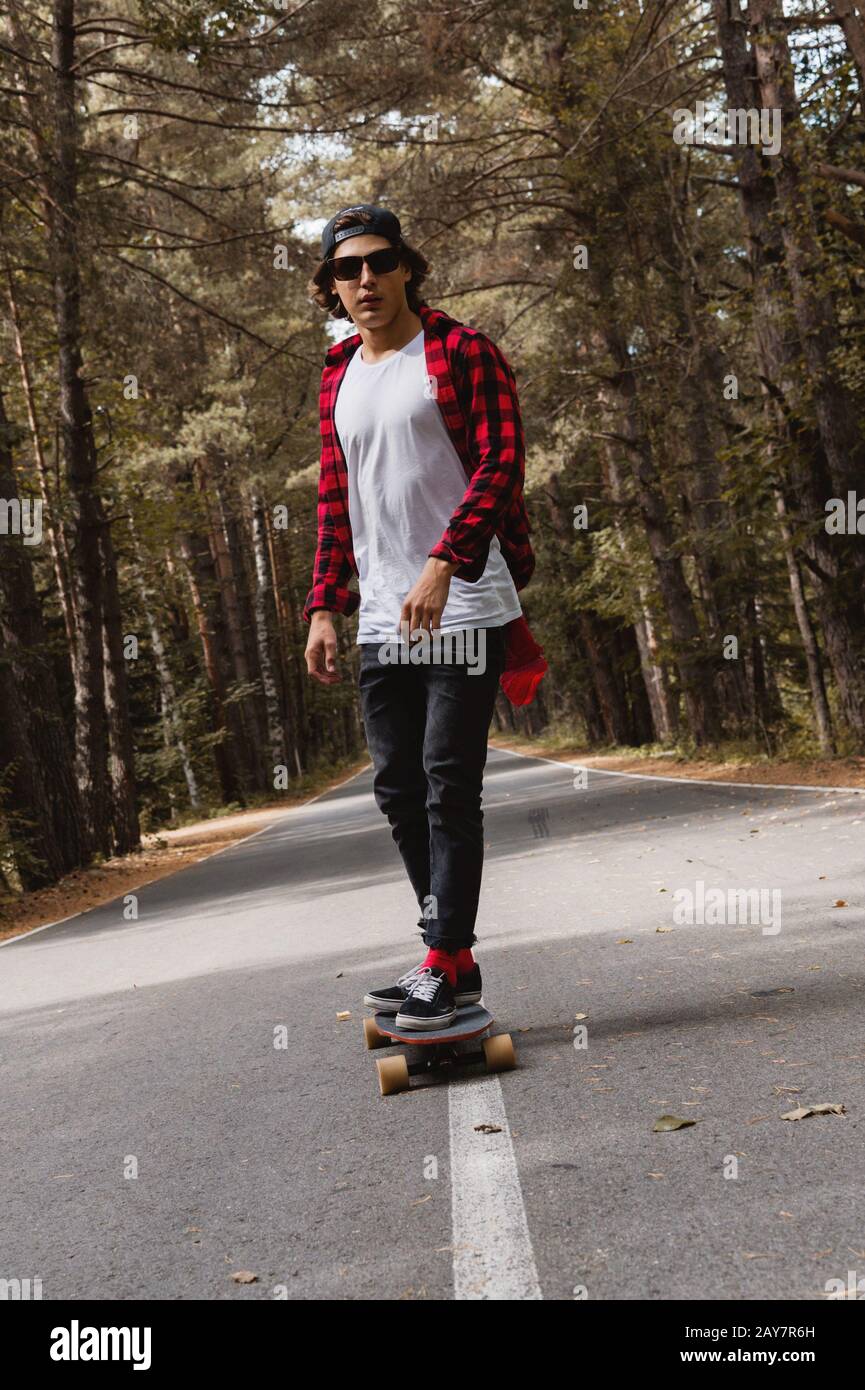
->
xmin=358 ymin=262 xmax=377 ymax=288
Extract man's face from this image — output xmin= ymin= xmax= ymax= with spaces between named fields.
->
xmin=330 ymin=233 xmax=410 ymax=325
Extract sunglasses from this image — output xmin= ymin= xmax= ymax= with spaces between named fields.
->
xmin=328 ymin=246 xmax=402 ymax=281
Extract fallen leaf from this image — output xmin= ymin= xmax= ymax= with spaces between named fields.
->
xmin=336 ymin=1010 xmax=351 ymax=1021
xmin=647 ymin=1172 xmax=665 ymax=1179
xmin=834 ymin=900 xmax=847 ymax=908
xmin=656 ymin=926 xmax=673 ymax=933
xmin=781 ymin=1103 xmax=846 ymax=1121
xmin=474 ymin=1122 xmax=502 ymax=1134
xmin=750 ymin=987 xmax=794 ymax=997
xmin=231 ymin=1271 xmax=258 ymax=1284
xmin=574 ymin=1012 xmax=588 ymax=1020
xmin=410 ymin=1194 xmax=432 ymax=1206
xmin=652 ymin=1114 xmax=697 ymax=1132
xmin=616 ymin=937 xmax=633 ymax=945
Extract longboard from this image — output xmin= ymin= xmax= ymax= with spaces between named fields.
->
xmin=363 ymin=1003 xmax=517 ymax=1096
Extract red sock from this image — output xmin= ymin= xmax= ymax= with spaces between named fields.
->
xmin=455 ymin=948 xmax=475 ymax=974
xmin=422 ymin=948 xmax=458 ymax=985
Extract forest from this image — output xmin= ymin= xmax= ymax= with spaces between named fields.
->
xmin=1 ymin=0 xmax=864 ymax=899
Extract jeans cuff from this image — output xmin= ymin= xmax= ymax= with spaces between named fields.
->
xmin=419 ymin=928 xmax=477 ymax=952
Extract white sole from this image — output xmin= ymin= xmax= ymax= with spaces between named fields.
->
xmin=365 ymin=988 xmax=481 ymax=1015
xmin=394 ymin=1010 xmax=458 ymax=1031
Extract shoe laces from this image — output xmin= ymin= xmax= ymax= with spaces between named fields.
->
xmin=396 ymin=963 xmax=424 ymax=989
xmin=407 ymin=967 xmax=443 ymax=1003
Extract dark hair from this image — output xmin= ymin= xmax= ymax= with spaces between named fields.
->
xmin=308 ymin=208 xmax=430 ymax=320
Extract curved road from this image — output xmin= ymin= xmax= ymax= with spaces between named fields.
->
xmin=2 ymin=750 xmax=863 ymax=1300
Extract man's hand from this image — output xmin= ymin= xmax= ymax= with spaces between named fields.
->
xmin=399 ymin=556 xmax=458 ymax=637
xmin=305 ymin=611 xmax=341 ymax=684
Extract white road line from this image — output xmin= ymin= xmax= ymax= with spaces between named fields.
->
xmin=448 ymin=1076 xmax=542 ymax=1300
xmin=492 ymin=747 xmax=863 ymax=796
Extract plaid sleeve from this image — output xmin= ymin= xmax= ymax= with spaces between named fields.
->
xmin=427 ymin=331 xmax=526 ymax=583
xmin=302 ymin=464 xmax=360 ymax=624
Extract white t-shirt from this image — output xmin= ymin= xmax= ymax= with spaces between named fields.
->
xmin=334 ymin=327 xmax=522 ymax=643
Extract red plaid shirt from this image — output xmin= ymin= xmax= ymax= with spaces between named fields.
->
xmin=302 ymin=303 xmax=535 ymax=623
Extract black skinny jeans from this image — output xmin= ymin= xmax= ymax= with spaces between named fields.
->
xmin=358 ymin=626 xmax=506 ymax=951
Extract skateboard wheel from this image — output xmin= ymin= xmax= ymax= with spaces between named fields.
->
xmin=483 ymin=1033 xmax=516 ymax=1073
xmin=363 ymin=1017 xmax=389 ymax=1050
xmin=376 ymin=1055 xmax=410 ymax=1096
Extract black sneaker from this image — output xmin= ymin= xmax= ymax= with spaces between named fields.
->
xmin=395 ymin=967 xmax=457 ymax=1030
xmin=364 ymin=961 xmax=482 ymax=1014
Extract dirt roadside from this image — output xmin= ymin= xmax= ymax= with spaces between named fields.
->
xmin=0 ymin=759 xmax=371 ymax=945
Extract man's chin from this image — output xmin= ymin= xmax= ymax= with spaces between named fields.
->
xmin=354 ymin=300 xmax=388 ymax=318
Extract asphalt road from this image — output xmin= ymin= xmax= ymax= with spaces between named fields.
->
xmin=2 ymin=749 xmax=863 ymax=1301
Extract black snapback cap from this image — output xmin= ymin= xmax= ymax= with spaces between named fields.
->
xmin=321 ymin=204 xmax=402 ymax=259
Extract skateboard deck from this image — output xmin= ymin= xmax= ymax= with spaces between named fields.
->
xmin=372 ymin=1002 xmax=494 ymax=1046
xmin=363 ymin=1003 xmax=517 ymax=1096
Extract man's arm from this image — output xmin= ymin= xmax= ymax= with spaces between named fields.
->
xmin=301 ymin=469 xmax=359 ymax=625
xmin=303 ymin=438 xmax=359 ymax=682
xmin=303 ymin=502 xmax=354 ymax=685
xmin=427 ymin=332 xmax=526 ymax=582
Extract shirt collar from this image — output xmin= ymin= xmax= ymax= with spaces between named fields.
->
xmin=323 ymin=303 xmax=454 ymax=366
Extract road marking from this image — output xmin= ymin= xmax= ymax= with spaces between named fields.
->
xmin=493 ymin=747 xmax=863 ymax=797
xmin=448 ymin=1076 xmax=542 ymax=1300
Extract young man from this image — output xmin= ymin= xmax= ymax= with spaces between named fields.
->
xmin=303 ymin=203 xmax=545 ymax=1029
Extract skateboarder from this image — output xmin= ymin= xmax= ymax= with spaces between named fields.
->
xmin=303 ymin=204 xmax=546 ymax=1031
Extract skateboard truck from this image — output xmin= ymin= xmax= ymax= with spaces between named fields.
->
xmin=363 ymin=1004 xmax=517 ymax=1096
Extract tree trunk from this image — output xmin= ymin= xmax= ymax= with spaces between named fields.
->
xmin=48 ymin=0 xmax=111 ymax=852
xmin=4 ymin=259 xmax=77 ymax=659
xmin=600 ymin=451 xmax=677 ymax=741
xmin=0 ymin=388 xmax=87 ymax=882
xmin=590 ymin=303 xmax=722 ymax=744
xmin=99 ymin=521 xmax=140 ymax=852
xmin=774 ymin=491 xmax=835 ymax=755
xmin=834 ymin=0 xmax=865 ymax=93
xmin=203 ymin=460 xmax=269 ymax=791
xmin=129 ymin=523 xmax=201 ymax=809
xmin=713 ymin=0 xmax=865 ymax=746
xmin=176 ymin=471 xmax=249 ymax=803
xmin=248 ymin=484 xmax=287 ymax=777
xmin=749 ymin=0 xmax=865 ymax=739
